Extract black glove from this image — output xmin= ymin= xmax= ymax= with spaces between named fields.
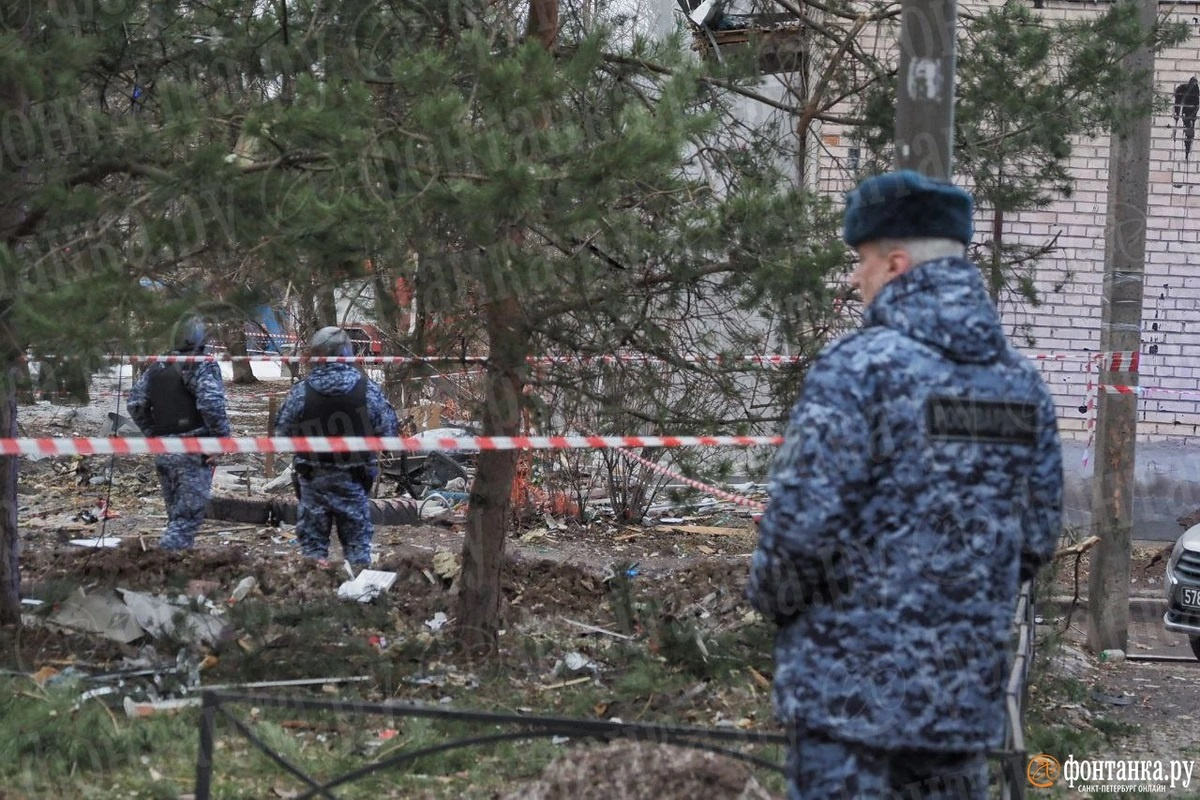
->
xmin=352 ymin=465 xmax=376 ymax=494
xmin=291 ymin=461 xmax=310 ymax=500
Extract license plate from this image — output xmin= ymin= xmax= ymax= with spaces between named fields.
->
xmin=1183 ymin=587 xmax=1200 ymax=609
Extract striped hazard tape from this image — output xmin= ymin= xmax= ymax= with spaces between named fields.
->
xmin=112 ymin=354 xmax=811 ymax=367
xmin=1102 ymin=384 xmax=1200 ymax=400
xmin=615 ymin=446 xmax=767 ymax=512
xmin=0 ymin=434 xmax=784 ymax=458
xmin=1027 ymin=350 xmax=1139 ymax=369
xmin=98 ymin=350 xmax=1144 ymax=368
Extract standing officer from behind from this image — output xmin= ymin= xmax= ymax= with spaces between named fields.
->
xmin=127 ymin=317 xmax=231 ymax=551
xmin=275 ymin=327 xmax=399 ymax=568
xmin=748 ymin=171 xmax=1064 ymax=800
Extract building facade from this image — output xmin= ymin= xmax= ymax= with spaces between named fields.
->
xmin=663 ymin=0 xmax=1200 ymax=444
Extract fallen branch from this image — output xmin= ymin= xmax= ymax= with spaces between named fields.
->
xmin=1054 ymin=536 xmax=1100 ymax=560
xmin=539 ymin=676 xmax=592 ymax=692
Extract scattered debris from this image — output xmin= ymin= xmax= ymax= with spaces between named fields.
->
xmin=124 ymin=696 xmax=200 ymax=717
xmin=68 ymin=535 xmax=121 ymax=548
xmin=432 ymin=549 xmax=459 ymax=581
xmin=1091 ymin=690 xmax=1136 ymax=706
xmin=49 ymin=588 xmax=145 ymax=644
xmin=229 ymin=576 xmax=258 ymax=603
xmin=664 ymin=524 xmax=748 ymax=537
xmin=337 ymin=570 xmax=398 ymax=603
xmin=540 ymin=676 xmax=590 ymax=692
xmin=117 ymin=589 xmax=232 ymax=647
xmin=424 ymin=612 xmax=449 ymax=631
xmin=558 ymin=616 xmax=634 ymax=641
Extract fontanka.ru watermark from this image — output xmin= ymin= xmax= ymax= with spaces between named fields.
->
xmin=1026 ymin=754 xmax=1195 ymax=792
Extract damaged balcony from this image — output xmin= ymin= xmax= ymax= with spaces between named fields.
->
xmin=679 ymin=0 xmax=808 ymax=75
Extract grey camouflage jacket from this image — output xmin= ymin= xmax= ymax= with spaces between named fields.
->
xmin=126 ymin=358 xmax=231 ymax=438
xmin=748 ymin=257 xmax=1063 ymax=751
xmin=275 ymin=363 xmax=399 ymax=469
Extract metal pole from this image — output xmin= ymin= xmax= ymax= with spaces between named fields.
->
xmin=195 ymin=691 xmax=217 ymax=800
xmin=265 ymin=395 xmax=279 ymax=478
xmin=895 ymin=0 xmax=957 ymax=179
xmin=1087 ymin=0 xmax=1156 ymax=653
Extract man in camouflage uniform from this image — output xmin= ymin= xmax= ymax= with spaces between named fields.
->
xmin=748 ymin=171 xmax=1064 ymax=800
xmin=127 ymin=318 xmax=231 ymax=551
xmin=275 ymin=327 xmax=398 ymax=567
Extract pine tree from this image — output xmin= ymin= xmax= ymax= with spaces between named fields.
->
xmin=0 ymin=1 xmax=841 ymax=630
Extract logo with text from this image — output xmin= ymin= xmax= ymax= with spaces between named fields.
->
xmin=1027 ymin=755 xmax=1195 ymax=793
xmin=1027 ymin=754 xmax=1061 ymax=788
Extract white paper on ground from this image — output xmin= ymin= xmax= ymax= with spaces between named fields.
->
xmin=337 ymin=570 xmax=397 ymax=603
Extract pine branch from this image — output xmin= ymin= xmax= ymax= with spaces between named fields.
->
xmin=599 ymin=53 xmax=802 ymax=115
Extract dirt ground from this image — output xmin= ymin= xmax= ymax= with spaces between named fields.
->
xmin=9 ymin=374 xmax=1200 ymax=797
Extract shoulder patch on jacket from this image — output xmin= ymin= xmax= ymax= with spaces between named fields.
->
xmin=926 ymin=395 xmax=1038 ymax=444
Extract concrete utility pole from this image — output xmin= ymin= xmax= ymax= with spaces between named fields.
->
xmin=895 ymin=0 xmax=957 ymax=179
xmin=1087 ymin=0 xmax=1156 ymax=654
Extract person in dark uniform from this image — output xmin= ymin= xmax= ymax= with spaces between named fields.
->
xmin=748 ymin=171 xmax=1064 ymax=800
xmin=274 ymin=327 xmax=399 ymax=567
xmin=126 ymin=317 xmax=230 ymax=551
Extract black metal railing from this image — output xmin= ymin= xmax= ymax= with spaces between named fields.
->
xmin=997 ymin=580 xmax=1036 ymax=800
xmin=195 ymin=584 xmax=1038 ymax=798
xmin=194 ymin=691 xmax=789 ymax=800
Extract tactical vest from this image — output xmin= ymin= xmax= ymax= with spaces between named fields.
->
xmin=294 ymin=378 xmax=373 ymax=465
xmin=146 ymin=364 xmax=204 ymax=435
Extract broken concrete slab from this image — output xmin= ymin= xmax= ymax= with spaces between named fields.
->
xmin=50 ymin=588 xmax=145 ymax=644
xmin=116 ymin=589 xmax=232 ymax=648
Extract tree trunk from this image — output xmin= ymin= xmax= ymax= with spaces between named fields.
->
xmin=0 ymin=361 xmax=20 ymax=625
xmin=526 ymin=0 xmax=558 ymax=51
xmin=317 ymin=285 xmax=338 ymax=328
xmin=456 ymin=295 xmax=525 ymax=655
xmin=0 ymin=9 xmax=30 ymax=626
xmin=229 ymin=328 xmax=258 ymax=385
xmin=455 ymin=0 xmax=554 ymax=656
xmin=371 ymin=270 xmax=406 ymax=405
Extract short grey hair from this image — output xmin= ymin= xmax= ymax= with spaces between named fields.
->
xmin=874 ymin=237 xmax=965 ymax=266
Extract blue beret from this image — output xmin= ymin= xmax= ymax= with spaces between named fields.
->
xmin=843 ymin=170 xmax=974 ymax=247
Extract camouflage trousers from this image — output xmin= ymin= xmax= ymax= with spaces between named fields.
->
xmin=155 ymin=453 xmax=213 ymax=551
xmin=295 ymin=465 xmax=374 ymax=566
xmin=786 ymin=729 xmax=989 ymax=800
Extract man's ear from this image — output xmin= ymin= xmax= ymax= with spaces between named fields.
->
xmin=886 ymin=247 xmax=911 ymax=277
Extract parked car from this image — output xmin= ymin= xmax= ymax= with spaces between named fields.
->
xmin=1163 ymin=523 xmax=1200 ymax=661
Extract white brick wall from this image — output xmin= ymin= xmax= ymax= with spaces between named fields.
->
xmin=816 ymin=0 xmax=1200 ymax=443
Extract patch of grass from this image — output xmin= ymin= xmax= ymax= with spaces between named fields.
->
xmin=0 ymin=677 xmax=197 ymax=797
xmin=0 ymin=562 xmax=785 ymax=797
xmin=1092 ymin=717 xmax=1140 ymax=739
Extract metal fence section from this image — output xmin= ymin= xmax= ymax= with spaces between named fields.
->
xmin=193 ymin=690 xmax=790 ymax=800
xmin=997 ymin=580 xmax=1036 ymax=800
xmin=193 ymin=584 xmax=1039 ymax=798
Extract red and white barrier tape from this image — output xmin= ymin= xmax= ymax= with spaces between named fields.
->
xmin=614 ymin=446 xmax=767 ymax=511
xmin=0 ymin=434 xmax=783 ymax=458
xmin=1026 ymin=351 xmax=1139 ymax=369
xmin=96 ymin=350 xmax=1146 ymax=367
xmin=1102 ymin=384 xmax=1200 ymax=400
xmin=111 ymin=354 xmax=813 ymax=366
xmin=120 ymin=354 xmax=473 ymax=365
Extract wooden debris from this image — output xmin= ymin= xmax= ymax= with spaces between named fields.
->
xmin=539 ymin=676 xmax=592 ymax=692
xmin=747 ymin=667 xmax=772 ymax=689
xmin=665 ymin=525 xmax=748 ymax=537
xmin=559 ymin=615 xmax=635 ymax=641
xmin=1054 ymin=536 xmax=1101 ymax=559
